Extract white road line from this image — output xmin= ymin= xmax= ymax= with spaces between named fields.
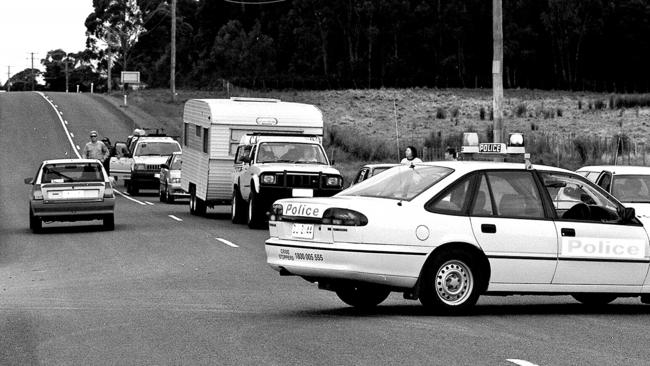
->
xmin=114 ymin=190 xmax=146 ymax=205
xmin=36 ymin=92 xmax=81 ymax=159
xmin=216 ymin=238 xmax=239 ymax=248
xmin=144 ymin=201 xmax=154 ymax=206
xmin=507 ymin=359 xmax=539 ymax=366
xmin=168 ymin=215 xmax=183 ymax=222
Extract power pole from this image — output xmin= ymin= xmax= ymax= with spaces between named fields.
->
xmin=65 ymin=55 xmax=69 ymax=93
xmin=492 ymin=0 xmax=504 ymax=143
xmin=6 ymin=66 xmax=11 ymax=91
xmin=30 ymin=52 xmax=35 ymax=91
xmin=171 ymin=0 xmax=177 ymax=102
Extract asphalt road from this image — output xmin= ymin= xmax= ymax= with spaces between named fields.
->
xmin=1 ymin=92 xmax=650 ymax=366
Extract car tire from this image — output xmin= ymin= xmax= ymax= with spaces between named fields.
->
xmin=159 ymin=183 xmax=166 ymax=202
xmin=231 ymin=186 xmax=246 ymax=224
xmin=166 ymin=185 xmax=175 ymax=203
xmin=29 ymin=208 xmax=42 ymax=234
xmin=126 ymin=181 xmax=139 ymax=195
xmin=572 ymin=294 xmax=617 ymax=306
xmin=189 ymin=189 xmax=206 ymax=216
xmin=419 ymin=249 xmax=481 ymax=314
xmin=247 ymin=189 xmax=264 ymax=229
xmin=103 ymin=214 xmax=115 ymax=231
xmin=335 ymin=285 xmax=391 ymax=309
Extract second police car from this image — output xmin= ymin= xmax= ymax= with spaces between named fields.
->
xmin=265 ymin=133 xmax=650 ymax=313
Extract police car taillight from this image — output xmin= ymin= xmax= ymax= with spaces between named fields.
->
xmin=103 ymin=182 xmax=114 ymax=198
xmin=269 ymin=203 xmax=283 ymax=221
xmin=321 ymin=208 xmax=368 ymax=226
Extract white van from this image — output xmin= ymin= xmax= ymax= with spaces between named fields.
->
xmin=181 ymin=97 xmax=329 ymax=215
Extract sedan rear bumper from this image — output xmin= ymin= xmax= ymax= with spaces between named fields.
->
xmin=31 ymin=198 xmax=115 ymax=222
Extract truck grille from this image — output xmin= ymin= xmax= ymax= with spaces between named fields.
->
xmin=282 ymin=174 xmax=321 ymax=188
xmin=145 ymin=164 xmax=161 ymax=171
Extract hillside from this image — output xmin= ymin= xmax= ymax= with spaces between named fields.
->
xmin=108 ymin=88 xmax=650 ymax=182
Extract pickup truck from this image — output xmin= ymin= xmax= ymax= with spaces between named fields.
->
xmin=110 ymin=135 xmax=182 ymax=195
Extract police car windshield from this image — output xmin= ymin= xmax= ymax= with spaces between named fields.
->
xmin=134 ymin=142 xmax=181 ymax=156
xmin=340 ymin=165 xmax=453 ymax=201
xmin=612 ymin=175 xmax=650 ymax=203
xmin=257 ymin=142 xmax=327 ymax=164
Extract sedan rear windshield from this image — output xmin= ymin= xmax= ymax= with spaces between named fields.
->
xmin=340 ymin=165 xmax=453 ymax=200
xmin=41 ymin=163 xmax=104 ymax=183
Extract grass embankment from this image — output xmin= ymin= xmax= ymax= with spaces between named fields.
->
xmin=112 ymin=88 xmax=650 ymax=185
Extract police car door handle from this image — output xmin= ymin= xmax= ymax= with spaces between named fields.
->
xmin=561 ymin=228 xmax=576 ymax=237
xmin=481 ymin=224 xmax=496 ymax=233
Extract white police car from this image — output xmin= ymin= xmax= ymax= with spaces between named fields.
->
xmin=265 ymin=133 xmax=650 ymax=313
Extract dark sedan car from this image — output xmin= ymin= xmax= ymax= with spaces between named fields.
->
xmin=351 ymin=163 xmax=399 ymax=186
xmin=25 ymin=159 xmax=116 ymax=232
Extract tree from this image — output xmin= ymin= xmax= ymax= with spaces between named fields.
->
xmin=86 ymin=0 xmax=146 ymax=89
xmin=7 ymin=69 xmax=42 ymax=91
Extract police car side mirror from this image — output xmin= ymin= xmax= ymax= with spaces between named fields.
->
xmin=24 ymin=177 xmax=33 ymax=184
xmin=161 ymin=163 xmax=169 ymax=169
xmin=622 ymin=207 xmax=636 ymax=223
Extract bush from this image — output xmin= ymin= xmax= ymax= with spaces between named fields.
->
xmin=436 ymin=107 xmax=447 ymax=119
xmin=594 ymin=99 xmax=606 ymax=110
xmin=513 ymin=103 xmax=527 ymax=117
xmin=450 ymin=106 xmax=460 ymax=119
xmin=556 ymin=107 xmax=563 ymax=117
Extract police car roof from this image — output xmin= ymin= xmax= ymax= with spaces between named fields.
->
xmin=577 ymin=165 xmax=650 ymax=175
xmin=417 ymin=160 xmax=572 ymax=174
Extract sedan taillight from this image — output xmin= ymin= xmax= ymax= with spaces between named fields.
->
xmin=33 ymin=186 xmax=43 ymax=200
xmin=104 ymin=182 xmax=114 ymax=198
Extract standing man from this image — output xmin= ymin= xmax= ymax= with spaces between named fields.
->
xmin=83 ymin=130 xmax=110 ymax=170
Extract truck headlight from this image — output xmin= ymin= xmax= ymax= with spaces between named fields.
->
xmin=134 ymin=163 xmax=146 ymax=171
xmin=261 ymin=174 xmax=277 ymax=184
xmin=171 ymin=177 xmax=181 ymax=184
xmin=325 ymin=176 xmax=342 ymax=187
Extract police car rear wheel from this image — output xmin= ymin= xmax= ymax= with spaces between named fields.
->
xmin=335 ymin=286 xmax=390 ymax=308
xmin=420 ymin=251 xmax=480 ymax=314
xmin=572 ymin=294 xmax=617 ymax=306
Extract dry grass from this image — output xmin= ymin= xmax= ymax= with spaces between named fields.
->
xmin=111 ymin=88 xmax=650 ymax=184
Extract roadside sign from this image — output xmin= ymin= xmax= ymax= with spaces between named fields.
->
xmin=121 ymin=71 xmax=140 ymax=84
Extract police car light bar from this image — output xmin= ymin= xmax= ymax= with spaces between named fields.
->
xmin=461 ymin=132 xmax=526 ymax=155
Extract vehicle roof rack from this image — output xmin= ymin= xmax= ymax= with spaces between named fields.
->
xmin=230 ymin=97 xmax=281 ymax=103
xmin=143 ymin=127 xmax=167 ymax=137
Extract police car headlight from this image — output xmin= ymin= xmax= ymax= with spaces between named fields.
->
xmin=321 ymin=208 xmax=368 ymax=226
xmin=134 ymin=163 xmax=146 ymax=171
xmin=325 ymin=176 xmax=342 ymax=187
xmin=261 ymin=174 xmax=277 ymax=185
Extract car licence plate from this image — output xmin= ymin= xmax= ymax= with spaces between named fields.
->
xmin=292 ymin=188 xmax=313 ymax=197
xmin=49 ymin=190 xmax=99 ymax=199
xmin=292 ymin=223 xmax=314 ymax=239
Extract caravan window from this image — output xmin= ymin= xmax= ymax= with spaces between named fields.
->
xmin=202 ymin=128 xmax=209 ymax=153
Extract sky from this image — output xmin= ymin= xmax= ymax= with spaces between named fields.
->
xmin=0 ymin=0 xmax=94 ymax=85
